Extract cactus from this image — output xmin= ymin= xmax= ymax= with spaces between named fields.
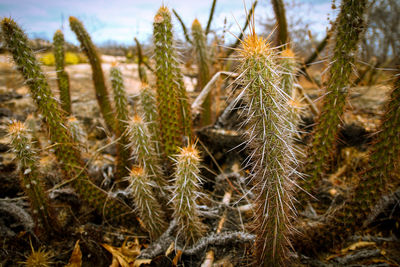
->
xmin=69 ymin=16 xmax=116 ymax=133
xmin=127 ymin=166 xmax=167 ymax=239
xmin=271 ymin=0 xmax=289 ymax=47
xmin=280 ymin=48 xmax=296 ymax=96
xmin=239 ymin=31 xmax=297 ymax=266
xmin=153 ymin=6 xmax=192 ymax=161
xmin=191 ymin=19 xmax=212 ymax=126
xmin=294 ymin=69 xmax=400 ymax=253
xmin=53 ymin=30 xmax=71 ymax=115
xmin=8 ymin=121 xmax=56 ymax=236
xmin=171 ymin=144 xmax=205 ymax=245
xmin=134 ymin=37 xmax=148 ymax=84
xmin=1 ymin=18 xmax=143 ymax=229
xmin=110 ymin=66 xmax=132 ymax=180
xmin=138 ymin=85 xmax=159 ymax=138
xmin=205 ymin=0 xmax=217 ymax=35
xmin=127 ymin=115 xmax=166 ymax=191
xmin=301 ymin=0 xmax=367 ymax=197
xmin=66 ymin=116 xmax=86 ymax=145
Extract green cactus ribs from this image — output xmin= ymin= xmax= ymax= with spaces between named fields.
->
xmin=239 ymin=31 xmax=297 ymax=266
xmin=153 ymin=6 xmax=192 ymax=164
xmin=53 ymin=30 xmax=71 ymax=115
xmin=300 ymin=0 xmax=367 ymax=201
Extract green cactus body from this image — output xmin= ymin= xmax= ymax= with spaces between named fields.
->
xmin=8 ymin=121 xmax=56 ymax=236
xmin=271 ymin=0 xmax=289 ymax=47
xmin=1 ymin=18 xmax=142 ymax=229
xmin=302 ymin=0 xmax=367 ymax=196
xmin=127 ymin=115 xmax=166 ymax=191
xmin=280 ymin=48 xmax=296 ymax=96
xmin=69 ymin=16 xmax=116 ymax=133
xmin=128 ymin=166 xmax=167 ymax=239
xmin=240 ymin=33 xmax=296 ymax=266
xmin=171 ymin=144 xmax=205 ymax=245
xmin=53 ymin=30 xmax=71 ymax=115
xmin=295 ymin=69 xmax=400 ymax=254
xmin=191 ymin=19 xmax=212 ymax=126
xmin=110 ymin=66 xmax=132 ymax=180
xmin=153 ymin=6 xmax=192 ymax=161
xmin=66 ymin=116 xmax=87 ymax=145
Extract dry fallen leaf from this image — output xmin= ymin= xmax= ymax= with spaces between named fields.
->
xmin=65 ymin=240 xmax=82 ymax=267
xmin=341 ymin=241 xmax=376 ymax=253
xmin=102 ymin=238 xmax=151 ymax=267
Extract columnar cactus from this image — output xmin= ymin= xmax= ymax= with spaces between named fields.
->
xmin=8 ymin=120 xmax=57 ymax=236
xmin=294 ymin=69 xmax=400 ymax=253
xmin=153 ymin=6 xmax=192 ymax=161
xmin=127 ymin=115 xmax=166 ymax=191
xmin=171 ymin=144 xmax=205 ymax=245
xmin=110 ymin=66 xmax=132 ymax=180
xmin=127 ymin=166 xmax=167 ymax=239
xmin=1 ymin=18 xmax=142 ymax=229
xmin=69 ymin=16 xmax=116 ymax=133
xmin=191 ymin=19 xmax=212 ymax=126
xmin=53 ymin=30 xmax=71 ymax=115
xmin=302 ymin=0 xmax=367 ymax=196
xmin=280 ymin=48 xmax=296 ymax=96
xmin=134 ymin=37 xmax=148 ymax=84
xmin=239 ymin=31 xmax=297 ymax=266
xmin=66 ymin=116 xmax=87 ymax=145
xmin=271 ymin=0 xmax=289 ymax=47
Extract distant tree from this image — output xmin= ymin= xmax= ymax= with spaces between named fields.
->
xmin=361 ymin=0 xmax=400 ymax=66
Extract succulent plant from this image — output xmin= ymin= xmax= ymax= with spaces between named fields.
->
xmin=69 ymin=16 xmax=116 ymax=133
xmin=239 ymin=29 xmax=297 ymax=266
xmin=53 ymin=30 xmax=71 ymax=115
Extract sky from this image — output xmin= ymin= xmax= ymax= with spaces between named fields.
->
xmin=0 ymin=0 xmax=335 ymax=46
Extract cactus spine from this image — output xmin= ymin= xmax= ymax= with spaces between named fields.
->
xmin=239 ymin=31 xmax=296 ymax=266
xmin=128 ymin=166 xmax=167 ymax=239
xmin=66 ymin=116 xmax=86 ymax=145
xmin=53 ymin=30 xmax=71 ymax=115
xmin=280 ymin=48 xmax=296 ymax=96
xmin=8 ymin=121 xmax=56 ymax=236
xmin=153 ymin=6 xmax=192 ymax=161
xmin=69 ymin=16 xmax=116 ymax=133
xmin=302 ymin=0 xmax=367 ymax=195
xmin=110 ymin=66 xmax=132 ymax=180
xmin=171 ymin=144 xmax=205 ymax=245
xmin=191 ymin=19 xmax=212 ymax=126
xmin=1 ymin=18 xmax=142 ymax=229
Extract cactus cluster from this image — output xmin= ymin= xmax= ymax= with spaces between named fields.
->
xmin=1 ymin=1 xmax=398 ymax=265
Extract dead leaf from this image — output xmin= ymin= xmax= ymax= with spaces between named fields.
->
xmin=65 ymin=240 xmax=82 ymax=267
xmin=341 ymin=241 xmax=376 ymax=253
xmin=102 ymin=238 xmax=149 ymax=267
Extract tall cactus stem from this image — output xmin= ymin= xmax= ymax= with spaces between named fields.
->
xmin=8 ymin=121 xmax=57 ymax=236
xmin=301 ymin=0 xmax=367 ymax=198
xmin=191 ymin=19 xmax=212 ymax=126
xmin=69 ymin=16 xmax=116 ymax=133
xmin=127 ymin=166 xmax=167 ymax=239
xmin=53 ymin=30 xmax=71 ymax=115
xmin=127 ymin=115 xmax=167 ymax=192
xmin=110 ymin=66 xmax=132 ymax=180
xmin=153 ymin=6 xmax=192 ymax=162
xmin=239 ymin=30 xmax=297 ymax=266
xmin=171 ymin=144 xmax=206 ymax=245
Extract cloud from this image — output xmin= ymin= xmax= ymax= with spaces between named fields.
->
xmin=0 ymin=0 xmax=333 ymax=45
